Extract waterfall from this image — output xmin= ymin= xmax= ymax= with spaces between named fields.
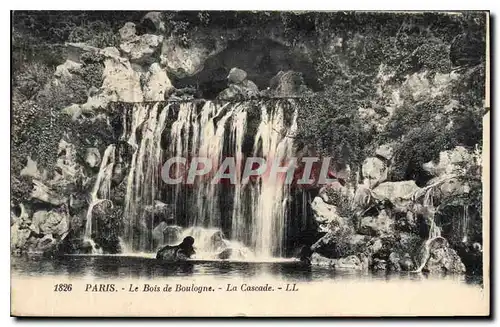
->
xmin=123 ymin=103 xmax=169 ymax=250
xmin=119 ymin=100 xmax=299 ymax=258
xmin=84 ymin=144 xmax=116 ymax=240
xmin=251 ymin=101 xmax=298 ymax=258
xmin=413 ymin=187 xmax=444 ymax=272
xmin=230 ymin=104 xmax=248 ymax=243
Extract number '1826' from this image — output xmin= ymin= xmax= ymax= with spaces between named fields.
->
xmin=53 ymin=284 xmax=72 ymax=292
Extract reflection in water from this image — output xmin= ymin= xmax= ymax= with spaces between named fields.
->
xmin=11 ymin=255 xmax=483 ymax=286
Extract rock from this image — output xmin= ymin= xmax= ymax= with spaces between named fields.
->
xmin=368 ymin=238 xmax=384 ymax=254
xmin=141 ymin=12 xmax=165 ymax=33
xmin=372 ymin=258 xmax=387 ymax=271
xmin=217 ymin=248 xmax=233 ymax=260
xmin=209 ymin=230 xmax=227 ymax=251
xmin=310 ymin=252 xmax=336 ymax=266
xmin=310 ymin=253 xmax=363 ymax=270
xmin=143 ymin=63 xmax=174 ymax=101
xmin=227 ymin=67 xmax=247 ymax=84
xmin=53 ymin=139 xmax=82 ymax=186
xmin=422 ymin=146 xmax=475 ymax=177
xmin=62 ymin=44 xmax=145 ymax=111
xmin=152 ymin=222 xmax=182 ymax=247
xmin=30 ymin=209 xmax=69 ymax=238
xmin=217 ymin=80 xmax=259 ymax=100
xmin=20 ymin=156 xmax=41 ymax=179
xmin=311 ymin=196 xmax=343 ymax=232
xmin=372 ymin=181 xmax=421 ymax=209
xmin=336 ymin=255 xmax=363 ymax=270
xmin=35 ymin=234 xmax=57 ymax=252
xmin=375 ymin=143 xmax=395 ymax=161
xmin=424 ymin=242 xmax=466 ymax=273
xmin=11 ymin=224 xmax=31 ymax=251
xmin=268 ymin=71 xmax=310 ymax=97
xmin=400 ymin=254 xmax=415 ymax=271
xmin=359 ymin=210 xmax=394 ymax=237
xmin=31 ymin=180 xmax=66 ymax=206
xmin=85 ymin=148 xmax=101 ymax=168
xmin=62 ymin=103 xmax=83 ymax=120
xmin=100 ymin=48 xmax=144 ymax=103
xmin=119 ymin=22 xmax=137 ymax=42
xmin=144 ymin=200 xmax=174 ymax=222
xmin=160 ymin=35 xmax=227 ymax=78
xmin=120 ymin=33 xmax=163 ymax=64
xmin=310 ymin=227 xmax=359 ymax=258
xmin=388 ymin=252 xmax=401 ymax=271
xmin=362 ymin=157 xmax=387 ymax=187
xmin=54 ymin=60 xmax=82 ymax=79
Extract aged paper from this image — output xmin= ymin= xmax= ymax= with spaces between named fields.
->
xmin=10 ymin=10 xmax=490 ymax=317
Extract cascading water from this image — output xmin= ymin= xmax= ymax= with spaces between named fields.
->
xmin=250 ymin=102 xmax=298 ymax=258
xmin=413 ymin=187 xmax=443 ymax=272
xmin=84 ymin=144 xmax=116 ymax=250
xmin=118 ymin=99 xmax=299 ymax=258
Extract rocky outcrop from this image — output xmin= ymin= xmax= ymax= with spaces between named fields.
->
xmin=423 ymin=146 xmax=476 ymax=177
xmin=359 ymin=210 xmax=394 ymax=237
xmin=119 ymin=22 xmax=163 ymax=64
xmin=310 ymin=253 xmax=364 ymax=270
xmin=362 ymin=157 xmax=387 ymax=187
xmin=143 ymin=63 xmax=174 ymax=101
xmin=31 ymin=209 xmax=69 ymax=238
xmin=218 ymin=68 xmax=259 ymax=100
xmin=372 ymin=181 xmax=421 ymax=211
xmin=160 ymin=34 xmax=228 ymax=78
xmin=54 ymin=60 xmax=82 ymax=81
xmin=20 ymin=156 xmax=42 ymax=179
xmin=424 ymin=240 xmax=466 ymax=273
xmin=141 ymin=12 xmax=166 ymax=33
xmin=311 ymin=196 xmax=344 ymax=233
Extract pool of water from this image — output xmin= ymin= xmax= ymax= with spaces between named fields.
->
xmin=10 ymin=254 xmax=483 ymax=286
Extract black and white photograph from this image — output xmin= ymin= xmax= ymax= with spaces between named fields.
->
xmin=9 ymin=10 xmax=490 ymax=317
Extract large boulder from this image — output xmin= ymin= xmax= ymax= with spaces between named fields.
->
xmin=375 ymin=143 xmax=395 ymax=161
xmin=227 ymin=67 xmax=247 ymax=84
xmin=31 ymin=180 xmax=67 ymax=206
xmin=120 ymin=33 xmax=163 ymax=64
xmin=310 ymin=196 xmax=344 ymax=233
xmin=359 ymin=210 xmax=394 ymax=237
xmin=30 ymin=209 xmax=69 ymax=238
xmin=310 ymin=253 xmax=364 ymax=270
xmin=85 ymin=148 xmax=101 ymax=168
xmin=362 ymin=157 xmax=388 ymax=187
xmin=11 ymin=224 xmax=31 ymax=252
xmin=100 ymin=47 xmax=144 ymax=103
xmin=119 ymin=22 xmax=137 ymax=42
xmin=218 ymin=69 xmax=259 ymax=100
xmin=422 ymin=146 xmax=476 ymax=177
xmin=20 ymin=156 xmax=42 ymax=179
xmin=372 ymin=181 xmax=421 ymax=210
xmin=141 ymin=12 xmax=165 ymax=33
xmin=54 ymin=60 xmax=82 ymax=80
xmin=424 ymin=241 xmax=466 ymax=273
xmin=160 ymin=35 xmax=227 ymax=78
xmin=142 ymin=63 xmax=174 ymax=101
